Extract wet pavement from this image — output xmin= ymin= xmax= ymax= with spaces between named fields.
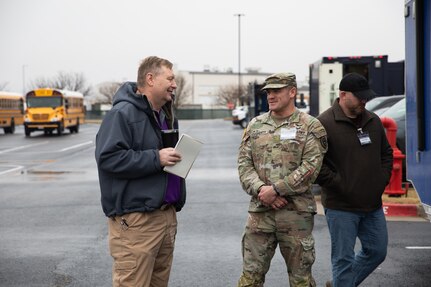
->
xmin=0 ymin=121 xmax=430 ymax=287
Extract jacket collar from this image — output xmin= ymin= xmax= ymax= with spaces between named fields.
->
xmin=262 ymin=108 xmax=301 ymax=126
xmin=136 ymin=91 xmax=175 ymax=130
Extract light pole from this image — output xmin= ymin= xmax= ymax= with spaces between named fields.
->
xmin=22 ymin=64 xmax=28 ymax=94
xmin=234 ymin=13 xmax=244 ymax=105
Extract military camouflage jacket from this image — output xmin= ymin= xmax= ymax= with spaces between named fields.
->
xmin=238 ymin=109 xmax=327 ymax=213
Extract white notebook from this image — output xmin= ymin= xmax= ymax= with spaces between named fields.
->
xmin=163 ymin=134 xmax=203 ymax=178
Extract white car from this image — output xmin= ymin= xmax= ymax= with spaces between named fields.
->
xmin=232 ymin=106 xmax=249 ymax=128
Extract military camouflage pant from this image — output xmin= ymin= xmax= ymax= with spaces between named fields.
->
xmin=237 ymin=209 xmax=316 ymax=287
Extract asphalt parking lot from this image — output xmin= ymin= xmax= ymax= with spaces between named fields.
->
xmin=0 ymin=120 xmax=430 ymax=287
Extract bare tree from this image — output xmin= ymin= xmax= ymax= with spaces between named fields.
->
xmin=98 ymin=82 xmax=122 ymax=104
xmin=173 ymin=73 xmax=190 ymax=109
xmin=32 ymin=71 xmax=92 ymax=96
xmin=216 ymin=84 xmax=247 ymax=106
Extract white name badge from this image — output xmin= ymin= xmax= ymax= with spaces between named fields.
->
xmin=280 ymin=128 xmax=297 ymax=140
xmin=357 ymin=128 xmax=372 ymax=146
xmin=358 ymin=132 xmax=372 ymax=145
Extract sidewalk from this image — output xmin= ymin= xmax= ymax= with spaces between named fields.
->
xmin=314 ymin=187 xmax=428 ymax=222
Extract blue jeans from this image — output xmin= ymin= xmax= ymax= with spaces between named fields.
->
xmin=325 ymin=208 xmax=388 ymax=287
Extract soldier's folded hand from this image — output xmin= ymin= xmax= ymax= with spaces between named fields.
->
xmin=258 ymin=185 xmax=278 ymax=206
xmin=271 ymin=196 xmax=288 ymax=210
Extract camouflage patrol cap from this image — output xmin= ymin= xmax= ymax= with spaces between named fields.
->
xmin=261 ymin=72 xmax=297 ymax=91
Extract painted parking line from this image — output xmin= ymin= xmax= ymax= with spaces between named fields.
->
xmin=59 ymin=141 xmax=93 ymax=152
xmin=0 ymin=165 xmax=24 ymax=176
xmin=0 ymin=141 xmax=50 ymax=154
xmin=405 ymin=246 xmax=431 ymax=250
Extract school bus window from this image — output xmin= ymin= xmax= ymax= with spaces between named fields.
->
xmin=27 ymin=96 xmax=62 ymax=108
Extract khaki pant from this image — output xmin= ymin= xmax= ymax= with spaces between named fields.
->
xmin=108 ymin=206 xmax=177 ymax=287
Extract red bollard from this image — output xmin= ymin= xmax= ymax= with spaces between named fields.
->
xmin=381 ymin=117 xmax=407 ymax=196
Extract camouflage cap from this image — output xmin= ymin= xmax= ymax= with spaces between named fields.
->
xmin=261 ymin=72 xmax=297 ymax=91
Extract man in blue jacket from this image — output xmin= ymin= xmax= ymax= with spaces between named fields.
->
xmin=95 ymin=56 xmax=186 ymax=287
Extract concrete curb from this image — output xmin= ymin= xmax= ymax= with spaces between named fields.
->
xmin=84 ymin=119 xmax=102 ymax=124
xmin=383 ymin=202 xmax=424 ymax=217
xmin=314 ymin=196 xmax=426 ymax=220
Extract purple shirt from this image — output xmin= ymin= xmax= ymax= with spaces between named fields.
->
xmin=156 ymin=111 xmax=181 ymax=204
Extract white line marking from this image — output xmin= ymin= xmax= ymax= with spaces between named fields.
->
xmin=59 ymin=141 xmax=93 ymax=152
xmin=405 ymin=246 xmax=431 ymax=250
xmin=0 ymin=165 xmax=24 ymax=176
xmin=0 ymin=141 xmax=50 ymax=154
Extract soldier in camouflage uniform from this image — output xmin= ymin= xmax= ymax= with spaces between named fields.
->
xmin=237 ymin=73 xmax=327 ymax=287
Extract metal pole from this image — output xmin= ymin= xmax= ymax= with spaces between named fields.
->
xmin=234 ymin=14 xmax=244 ymax=105
xmin=22 ymin=64 xmax=27 ymax=94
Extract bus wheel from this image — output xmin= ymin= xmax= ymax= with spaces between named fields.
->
xmin=3 ymin=120 xmax=14 ymax=134
xmin=75 ymin=119 xmax=80 ymax=133
xmin=9 ymin=120 xmax=15 ymax=134
xmin=57 ymin=122 xmax=64 ymax=136
xmin=25 ymin=126 xmax=31 ymax=137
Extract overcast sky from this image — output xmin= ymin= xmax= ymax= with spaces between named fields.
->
xmin=1 ymin=0 xmax=405 ymax=93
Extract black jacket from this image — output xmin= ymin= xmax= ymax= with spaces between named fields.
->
xmin=316 ymin=99 xmax=393 ymax=212
xmin=95 ymin=82 xmax=186 ymax=217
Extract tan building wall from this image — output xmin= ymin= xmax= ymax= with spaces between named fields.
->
xmin=180 ymin=70 xmax=272 ymax=109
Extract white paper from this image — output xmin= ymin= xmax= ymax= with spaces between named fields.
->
xmin=163 ymin=134 xmax=203 ymax=178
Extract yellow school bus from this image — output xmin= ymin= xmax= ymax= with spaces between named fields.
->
xmin=0 ymin=91 xmax=25 ymax=134
xmin=24 ymin=88 xmax=85 ymax=136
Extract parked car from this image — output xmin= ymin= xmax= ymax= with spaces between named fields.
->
xmin=366 ymin=95 xmax=405 ymax=116
xmin=232 ymin=105 xmax=249 ymax=128
xmin=379 ymin=98 xmax=406 ymax=181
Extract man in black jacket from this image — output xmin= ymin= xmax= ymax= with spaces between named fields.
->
xmin=95 ymin=56 xmax=185 ymax=287
xmin=316 ymin=73 xmax=393 ymax=287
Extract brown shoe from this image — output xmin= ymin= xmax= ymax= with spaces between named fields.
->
xmin=325 ymin=281 xmax=332 ymax=287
